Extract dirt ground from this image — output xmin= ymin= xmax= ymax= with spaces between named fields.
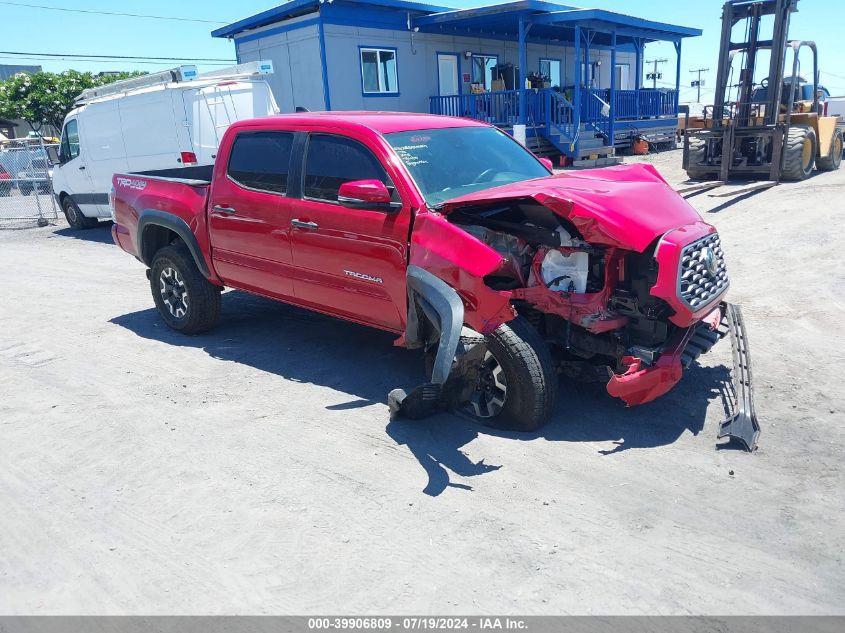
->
xmin=1 ymin=148 xmax=843 ymax=615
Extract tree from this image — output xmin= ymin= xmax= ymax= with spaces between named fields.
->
xmin=0 ymin=70 xmax=146 ymax=132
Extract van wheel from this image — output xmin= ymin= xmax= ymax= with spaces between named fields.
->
xmin=150 ymin=244 xmax=221 ymax=334
xmin=781 ymin=125 xmax=816 ymax=181
xmin=62 ymin=197 xmax=98 ymax=229
xmin=816 ymin=130 xmax=843 ymax=171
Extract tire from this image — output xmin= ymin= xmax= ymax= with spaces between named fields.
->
xmin=149 ymin=243 xmax=221 ymax=335
xmin=816 ymin=129 xmax=843 ymax=172
xmin=431 ymin=316 xmax=557 ymax=432
xmin=781 ymin=125 xmax=817 ymax=181
xmin=62 ymin=196 xmax=98 ymax=230
xmin=20 ymin=184 xmax=32 ymax=196
xmin=0 ymin=182 xmax=10 ymax=197
xmin=685 ymin=136 xmax=717 ymax=180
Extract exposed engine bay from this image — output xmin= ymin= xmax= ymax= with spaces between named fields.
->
xmin=447 ymin=199 xmax=685 ymax=376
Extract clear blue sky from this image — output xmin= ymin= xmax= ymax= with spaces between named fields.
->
xmin=2 ymin=0 xmax=844 ymax=99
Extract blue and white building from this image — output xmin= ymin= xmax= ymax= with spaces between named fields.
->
xmin=213 ymin=0 xmax=701 ymax=162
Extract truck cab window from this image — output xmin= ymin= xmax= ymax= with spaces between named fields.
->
xmin=303 ymin=134 xmax=393 ymax=203
xmin=60 ymin=119 xmax=80 ymax=163
xmin=227 ymin=131 xmax=293 ymax=194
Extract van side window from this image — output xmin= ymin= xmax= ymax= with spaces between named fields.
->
xmin=60 ymin=119 xmax=80 ymax=163
xmin=303 ymin=134 xmax=392 ymax=203
xmin=227 ymin=131 xmax=293 ymax=194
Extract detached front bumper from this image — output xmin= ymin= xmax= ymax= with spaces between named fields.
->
xmin=606 ymin=302 xmax=760 ymax=451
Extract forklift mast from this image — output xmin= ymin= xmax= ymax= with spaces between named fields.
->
xmin=712 ymin=0 xmax=798 ymax=127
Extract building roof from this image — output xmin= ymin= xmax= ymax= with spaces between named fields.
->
xmin=212 ymin=0 xmax=448 ymax=39
xmin=212 ymin=0 xmax=701 ymax=43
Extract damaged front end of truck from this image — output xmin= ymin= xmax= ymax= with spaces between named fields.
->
xmin=389 ymin=163 xmax=759 ymax=451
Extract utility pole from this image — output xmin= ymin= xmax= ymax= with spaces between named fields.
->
xmin=645 ymin=58 xmax=668 ymax=89
xmin=689 ymin=67 xmax=709 ymax=102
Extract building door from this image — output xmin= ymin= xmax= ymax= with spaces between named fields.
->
xmin=437 ymin=54 xmax=460 ymax=96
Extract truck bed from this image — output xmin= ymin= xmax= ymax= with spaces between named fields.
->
xmin=111 ymin=169 xmax=212 ymax=268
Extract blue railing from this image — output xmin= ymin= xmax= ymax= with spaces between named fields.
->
xmin=429 ymin=89 xmax=523 ymax=127
xmin=540 ymin=89 xmax=575 ymax=139
xmin=429 ymin=87 xmax=678 ymax=143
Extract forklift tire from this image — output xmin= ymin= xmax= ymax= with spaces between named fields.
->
xmin=685 ymin=136 xmax=717 ymax=180
xmin=816 ymin=130 xmax=843 ymax=172
xmin=781 ymin=125 xmax=817 ymax=181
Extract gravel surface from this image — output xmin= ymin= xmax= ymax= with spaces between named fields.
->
xmin=1 ymin=148 xmax=843 ymax=614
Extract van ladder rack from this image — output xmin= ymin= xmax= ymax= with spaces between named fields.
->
xmin=76 ymin=61 xmax=274 ymax=104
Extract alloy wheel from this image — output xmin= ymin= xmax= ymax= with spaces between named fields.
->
xmin=466 ymin=350 xmax=508 ymax=418
xmin=159 ymin=267 xmax=189 ymax=318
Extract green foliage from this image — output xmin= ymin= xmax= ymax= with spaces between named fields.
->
xmin=0 ymin=70 xmax=147 ymax=131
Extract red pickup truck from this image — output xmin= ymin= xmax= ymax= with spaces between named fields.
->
xmin=112 ymin=112 xmax=759 ymax=449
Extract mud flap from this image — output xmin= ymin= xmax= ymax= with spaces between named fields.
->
xmin=718 ymin=303 xmax=761 ymax=451
xmin=388 ymin=266 xmax=465 ymax=420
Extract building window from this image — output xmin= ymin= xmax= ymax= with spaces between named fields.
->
xmin=539 ymin=59 xmax=561 ymax=88
xmin=471 ymin=54 xmax=498 ymax=90
xmin=360 ymin=47 xmax=398 ymax=95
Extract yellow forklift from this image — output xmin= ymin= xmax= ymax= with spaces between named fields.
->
xmin=683 ymin=0 xmax=842 ymax=183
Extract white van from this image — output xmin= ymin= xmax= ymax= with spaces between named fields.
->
xmin=52 ymin=62 xmax=279 ymax=229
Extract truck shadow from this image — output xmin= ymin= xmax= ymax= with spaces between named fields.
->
xmin=110 ymin=290 xmax=732 ymax=497
xmin=52 ymin=222 xmax=115 ymax=244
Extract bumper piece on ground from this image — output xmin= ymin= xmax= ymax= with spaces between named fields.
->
xmin=718 ymin=303 xmax=760 ymax=451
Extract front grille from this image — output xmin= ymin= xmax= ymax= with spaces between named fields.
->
xmin=679 ymin=233 xmax=729 ymax=309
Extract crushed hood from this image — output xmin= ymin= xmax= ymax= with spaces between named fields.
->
xmin=438 ymin=163 xmax=705 ymax=252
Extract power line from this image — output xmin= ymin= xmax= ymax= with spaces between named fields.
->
xmin=0 ymin=50 xmax=236 ymax=63
xmin=0 ymin=1 xmax=228 ymax=24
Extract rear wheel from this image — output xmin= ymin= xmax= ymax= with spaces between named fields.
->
xmin=150 ymin=243 xmax=221 ymax=334
xmin=816 ymin=129 xmax=843 ymax=172
xmin=62 ymin=196 xmax=98 ymax=229
xmin=0 ymin=182 xmax=10 ymax=197
xmin=781 ymin=125 xmax=816 ymax=181
xmin=685 ymin=136 xmax=717 ymax=180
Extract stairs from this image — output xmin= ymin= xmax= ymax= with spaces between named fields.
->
xmin=573 ymin=131 xmax=621 ymax=167
xmin=542 ymin=123 xmax=621 ymax=167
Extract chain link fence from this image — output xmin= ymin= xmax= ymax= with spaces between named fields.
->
xmin=0 ymin=137 xmax=60 ymax=228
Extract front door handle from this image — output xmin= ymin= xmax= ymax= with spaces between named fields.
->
xmin=78 ymin=166 xmax=86 ymax=170
xmin=212 ymin=205 xmax=237 ymax=215
xmin=291 ymin=218 xmax=318 ymax=230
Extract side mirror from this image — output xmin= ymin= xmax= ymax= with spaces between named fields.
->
xmin=539 ymin=157 xmax=554 ymax=172
xmin=338 ymin=179 xmax=401 ymax=212
xmin=45 ymin=145 xmax=60 ymax=166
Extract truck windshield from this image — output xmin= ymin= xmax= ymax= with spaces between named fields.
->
xmin=385 ymin=126 xmax=550 ymax=206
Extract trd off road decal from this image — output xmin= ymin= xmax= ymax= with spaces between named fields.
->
xmin=115 ymin=177 xmax=147 ymax=191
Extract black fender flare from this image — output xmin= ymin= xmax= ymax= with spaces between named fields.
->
xmin=405 ymin=265 xmax=464 ymax=385
xmin=136 ymin=210 xmax=211 ymax=278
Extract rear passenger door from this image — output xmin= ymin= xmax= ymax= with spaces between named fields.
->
xmin=208 ymin=129 xmax=296 ymax=299
xmin=289 ymin=132 xmax=411 ymax=332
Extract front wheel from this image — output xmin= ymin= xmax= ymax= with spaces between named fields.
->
xmin=150 ymin=244 xmax=221 ymax=335
xmin=781 ymin=125 xmax=816 ymax=181
xmin=440 ymin=317 xmax=557 ymax=432
xmin=816 ymin=130 xmax=843 ymax=172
